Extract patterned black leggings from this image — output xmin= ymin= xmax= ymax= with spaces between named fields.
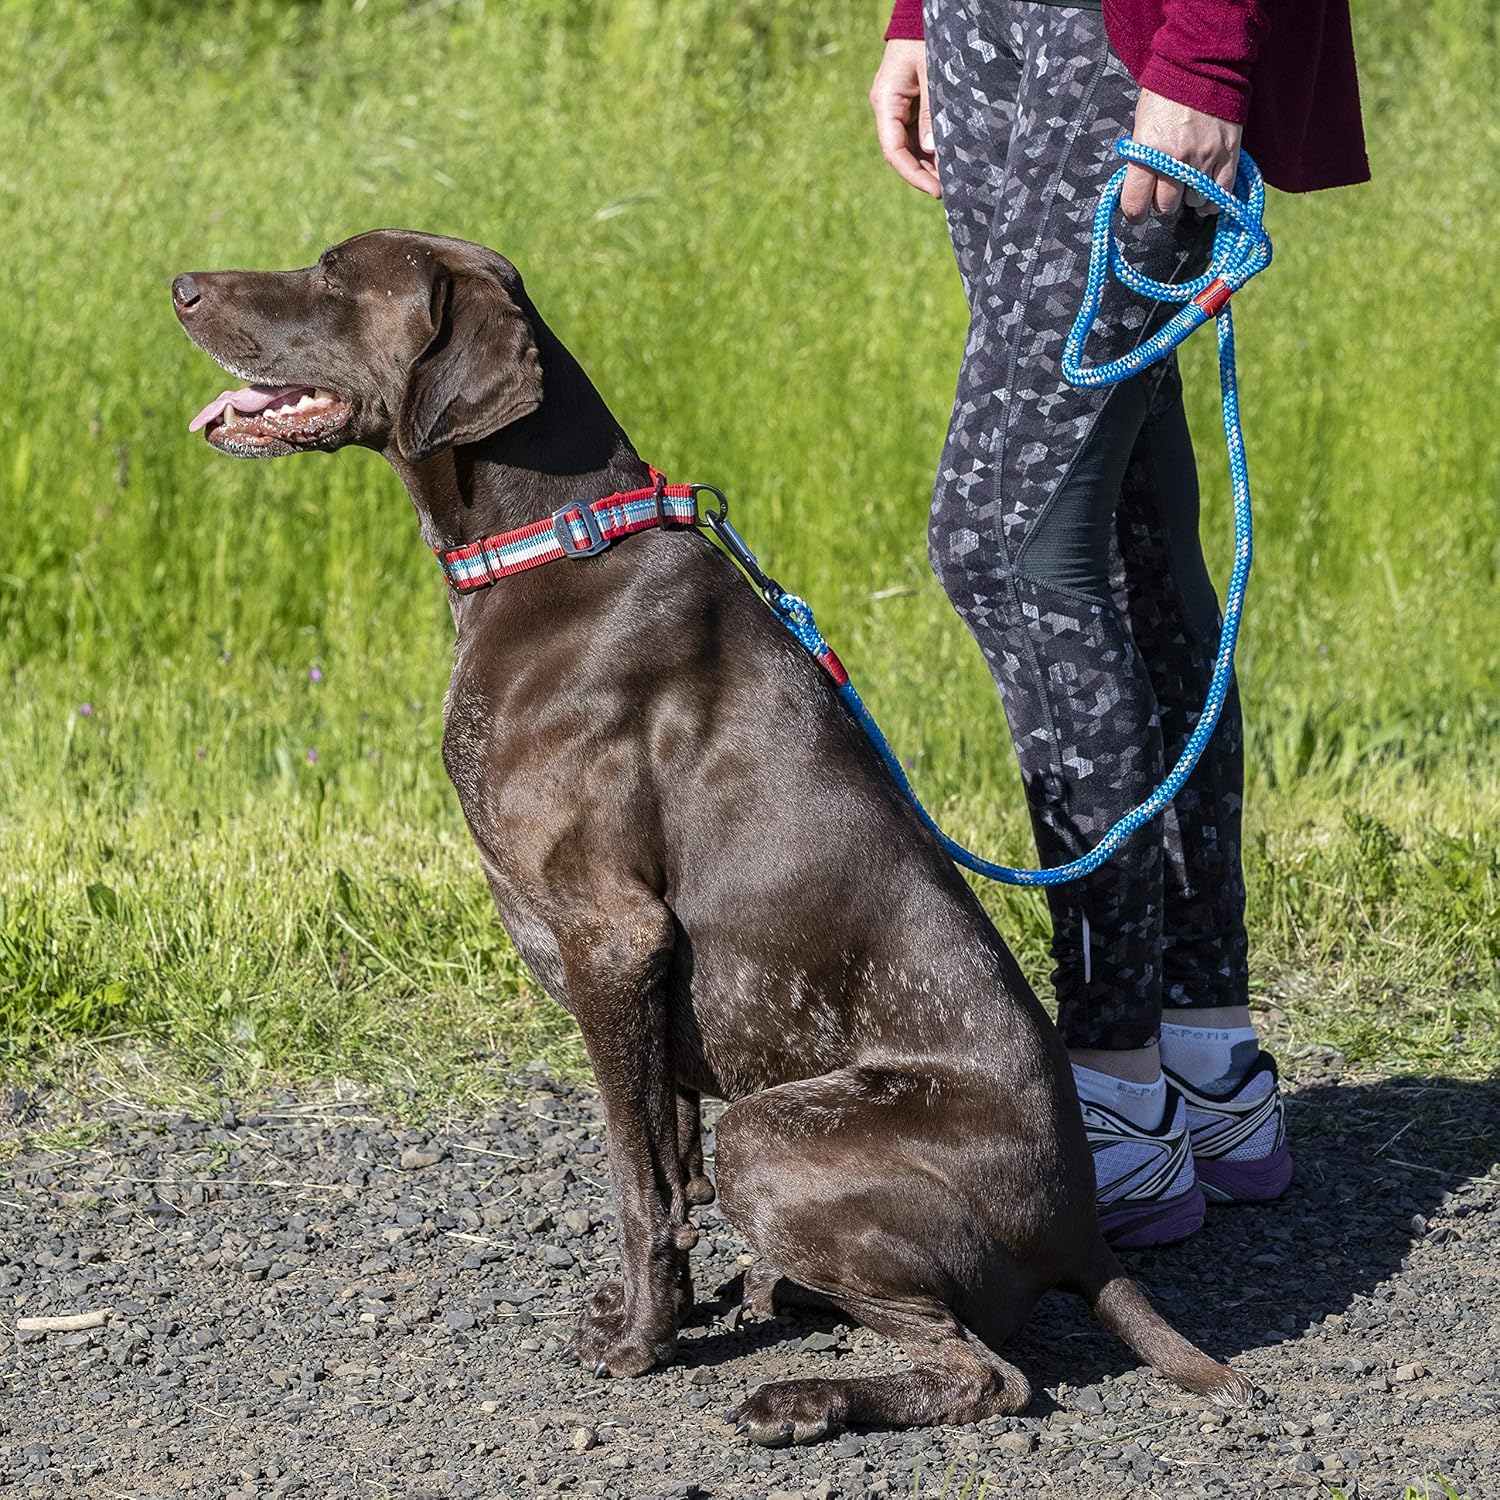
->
xmin=924 ymin=0 xmax=1249 ymax=1049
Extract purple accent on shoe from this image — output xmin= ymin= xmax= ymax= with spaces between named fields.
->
xmin=1099 ymin=1184 xmax=1206 ymax=1249
xmin=1197 ymin=1140 xmax=1293 ymax=1203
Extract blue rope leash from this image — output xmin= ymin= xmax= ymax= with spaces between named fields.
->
xmin=721 ymin=140 xmax=1272 ymax=888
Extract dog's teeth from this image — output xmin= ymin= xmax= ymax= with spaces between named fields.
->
xmin=314 ymin=388 xmax=335 ymax=402
xmin=295 ymin=393 xmax=315 ymax=411
xmin=221 ymin=406 xmax=239 ymax=426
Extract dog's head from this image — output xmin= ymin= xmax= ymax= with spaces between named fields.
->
xmin=173 ymin=230 xmax=543 ymax=464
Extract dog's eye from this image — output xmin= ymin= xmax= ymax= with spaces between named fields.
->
xmin=317 ymin=258 xmax=342 ymax=291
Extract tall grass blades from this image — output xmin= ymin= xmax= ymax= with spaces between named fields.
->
xmin=1 ymin=0 xmax=1495 ymax=1088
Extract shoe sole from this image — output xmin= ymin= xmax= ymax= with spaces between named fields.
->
xmin=1098 ymin=1184 xmax=1206 ymax=1249
xmin=1197 ymin=1141 xmax=1293 ymax=1204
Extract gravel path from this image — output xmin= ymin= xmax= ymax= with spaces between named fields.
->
xmin=3 ymin=1054 xmax=1496 ymax=1500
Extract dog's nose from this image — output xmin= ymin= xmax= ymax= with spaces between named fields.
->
xmin=172 ymin=273 xmax=202 ymax=311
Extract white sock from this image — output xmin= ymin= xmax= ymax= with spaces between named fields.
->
xmin=1160 ymin=1021 xmax=1260 ymax=1092
xmin=1072 ymin=1064 xmax=1167 ymax=1131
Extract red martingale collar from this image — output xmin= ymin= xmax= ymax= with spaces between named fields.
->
xmin=435 ymin=468 xmax=699 ymax=593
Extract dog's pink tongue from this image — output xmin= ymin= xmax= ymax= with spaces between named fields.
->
xmin=189 ymin=385 xmax=302 ymax=433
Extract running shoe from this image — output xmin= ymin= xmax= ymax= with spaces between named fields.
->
xmin=1081 ymin=1083 xmax=1206 ymax=1249
xmin=1165 ymin=1049 xmax=1293 ymax=1204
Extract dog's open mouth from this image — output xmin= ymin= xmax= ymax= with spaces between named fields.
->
xmin=189 ymin=383 xmax=352 ymax=454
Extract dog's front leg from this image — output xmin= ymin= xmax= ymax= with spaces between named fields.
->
xmin=565 ymin=903 xmax=688 ymax=1378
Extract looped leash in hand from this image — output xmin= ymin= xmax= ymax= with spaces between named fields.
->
xmin=710 ymin=141 xmax=1273 ymax=888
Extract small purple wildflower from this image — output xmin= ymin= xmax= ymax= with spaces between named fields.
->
xmin=903 ymin=756 xmax=916 ymax=771
xmin=308 ymin=666 xmax=324 ymax=683
xmin=306 ymin=747 xmax=319 ymax=765
xmin=79 ymin=703 xmax=94 ymax=718
xmin=196 ymin=746 xmax=207 ymax=759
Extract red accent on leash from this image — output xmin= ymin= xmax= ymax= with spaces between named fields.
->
xmin=818 ymin=649 xmax=850 ymax=687
xmin=1192 ymin=277 xmax=1234 ymax=318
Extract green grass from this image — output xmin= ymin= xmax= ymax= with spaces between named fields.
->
xmin=1 ymin=0 xmax=1496 ymax=1098
xmin=1327 ymin=1480 xmax=1470 ymax=1500
xmin=912 ymin=1459 xmax=989 ymax=1498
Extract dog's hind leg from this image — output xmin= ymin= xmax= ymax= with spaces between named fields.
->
xmin=740 ymin=1263 xmax=841 ymax=1322
xmin=714 ymin=1067 xmax=1037 ymax=1443
xmin=735 ymin=1293 xmax=1029 ymax=1445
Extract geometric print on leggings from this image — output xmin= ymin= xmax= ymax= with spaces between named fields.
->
xmin=923 ymin=0 xmax=1249 ymax=1048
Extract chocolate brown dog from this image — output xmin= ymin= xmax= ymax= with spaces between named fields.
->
xmin=173 ymin=230 xmax=1255 ymax=1443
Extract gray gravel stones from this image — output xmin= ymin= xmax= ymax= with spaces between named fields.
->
xmin=1 ymin=1058 xmax=1497 ymax=1498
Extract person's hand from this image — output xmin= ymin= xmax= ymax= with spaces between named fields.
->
xmin=1121 ymin=87 xmax=1242 ymax=223
xmin=871 ymin=40 xmax=941 ymax=199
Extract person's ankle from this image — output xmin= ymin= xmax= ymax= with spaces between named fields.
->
xmin=1168 ymin=1005 xmax=1252 ymax=1030
xmin=1071 ymin=1060 xmax=1168 ymax=1131
xmin=1068 ymin=1044 xmax=1167 ymax=1133
xmin=1067 ymin=1042 xmax=1161 ymax=1084
xmin=1160 ymin=1011 xmax=1260 ymax=1092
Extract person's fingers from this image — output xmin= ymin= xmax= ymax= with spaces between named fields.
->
xmin=1192 ymin=153 xmax=1238 ymax=217
xmin=872 ymin=93 xmax=917 ymax=171
xmin=1153 ymin=173 xmax=1184 ymax=218
xmin=870 ymin=44 xmax=941 ymax=200
xmin=917 ymin=81 xmax=941 ymax=198
xmin=874 ymin=100 xmax=941 ymax=198
xmin=1213 ymin=153 xmax=1239 ymax=214
xmin=910 ymin=153 xmax=943 ymax=199
xmin=1120 ymin=162 xmax=1155 ymax=223
xmin=906 ymin=158 xmax=942 ymax=198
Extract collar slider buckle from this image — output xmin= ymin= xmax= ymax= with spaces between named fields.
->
xmin=553 ymin=502 xmax=610 ymax=558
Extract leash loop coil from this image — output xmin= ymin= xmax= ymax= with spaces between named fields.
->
xmin=729 ymin=142 xmax=1273 ymax=887
xmin=1062 ymin=140 xmax=1271 ymax=389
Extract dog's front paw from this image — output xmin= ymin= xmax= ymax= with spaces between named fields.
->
xmin=575 ymin=1316 xmax=676 ymax=1378
xmin=574 ymin=1281 xmax=677 ymax=1378
xmin=734 ymin=1378 xmax=845 ymax=1446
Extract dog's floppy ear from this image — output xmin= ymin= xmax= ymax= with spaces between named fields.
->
xmin=396 ymin=269 xmax=543 ymax=464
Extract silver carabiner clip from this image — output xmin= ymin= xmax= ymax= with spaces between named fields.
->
xmin=689 ymin=484 xmax=784 ymax=603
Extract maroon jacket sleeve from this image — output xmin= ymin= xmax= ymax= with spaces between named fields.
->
xmin=885 ymin=0 xmax=923 ymax=42
xmin=890 ymin=0 xmax=1363 ymax=191
xmin=1134 ymin=0 xmax=1270 ymax=124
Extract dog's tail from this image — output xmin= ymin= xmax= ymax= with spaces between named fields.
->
xmin=1076 ymin=1247 xmax=1259 ymax=1408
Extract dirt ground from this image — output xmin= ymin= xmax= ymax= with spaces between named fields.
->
xmin=2 ymin=1050 xmax=1496 ymax=1499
